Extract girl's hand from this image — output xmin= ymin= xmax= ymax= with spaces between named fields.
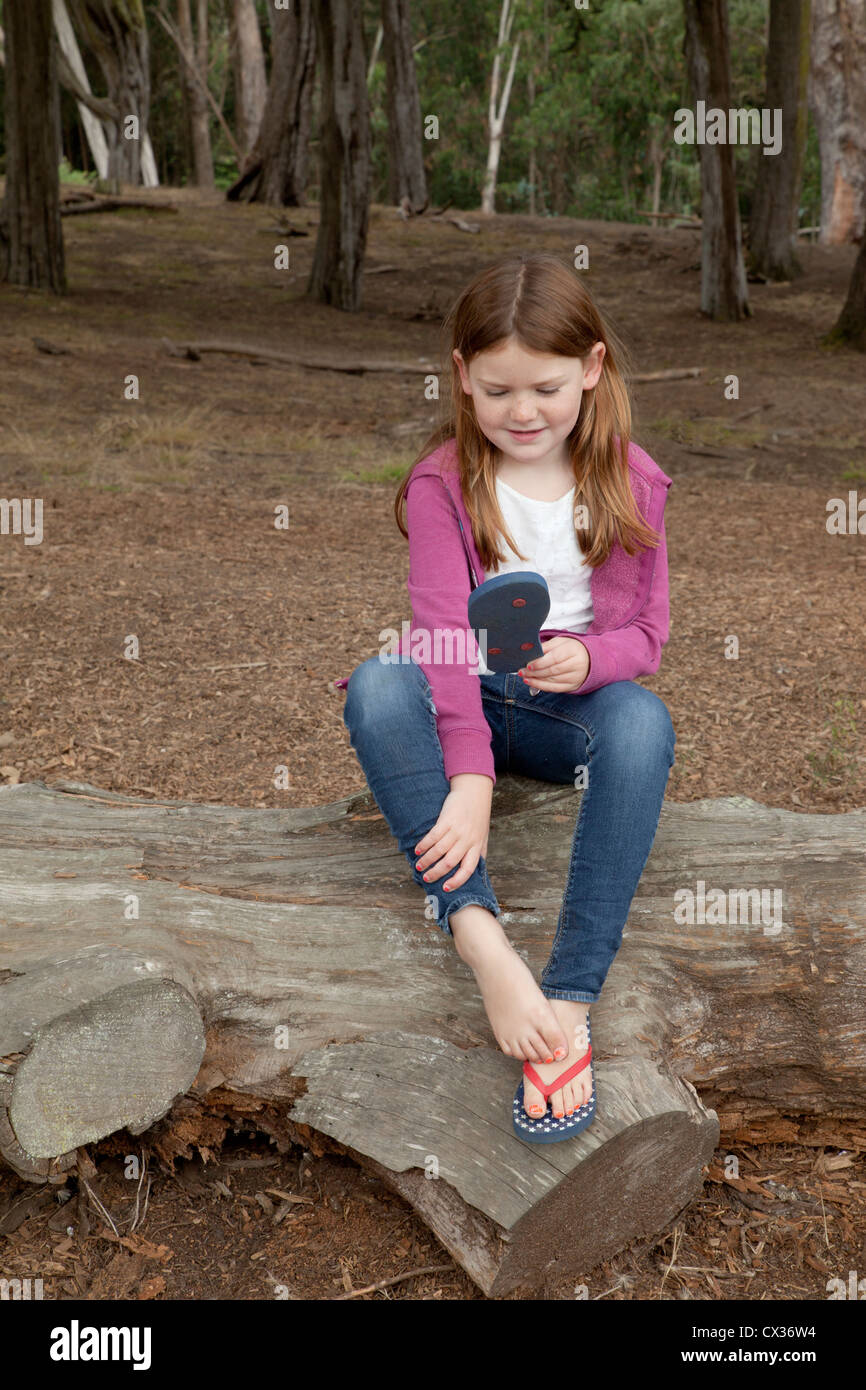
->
xmin=414 ymin=775 xmax=493 ymax=893
xmin=519 ymin=636 xmax=590 ymax=692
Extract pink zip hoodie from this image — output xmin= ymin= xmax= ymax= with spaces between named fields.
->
xmin=334 ymin=436 xmax=672 ymax=785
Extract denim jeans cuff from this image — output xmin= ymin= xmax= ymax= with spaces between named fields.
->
xmin=539 ymin=987 xmax=599 ymax=1004
xmin=438 ymin=894 xmax=501 ymax=937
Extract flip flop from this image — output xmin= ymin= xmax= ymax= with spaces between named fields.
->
xmin=512 ymin=1015 xmax=596 ymax=1144
xmin=467 ymin=571 xmax=550 ymax=674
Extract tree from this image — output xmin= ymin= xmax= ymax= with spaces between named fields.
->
xmin=174 ymin=0 xmax=214 ymax=188
xmin=225 ymin=0 xmax=316 ymax=205
xmin=480 ymin=0 xmax=521 ymax=214
xmin=810 ymin=0 xmax=866 ymax=244
xmin=66 ymin=0 xmax=151 ymax=188
xmin=381 ymin=0 xmax=427 ymax=213
xmin=683 ymin=0 xmax=750 ymax=320
xmin=307 ymin=0 xmax=370 ymax=310
xmin=52 ymin=0 xmax=159 ymax=187
xmin=229 ymin=0 xmax=266 ymax=160
xmin=748 ymin=0 xmax=811 ymax=280
xmin=0 ymin=0 xmax=66 ymax=292
xmin=827 ymin=235 xmax=866 ymax=348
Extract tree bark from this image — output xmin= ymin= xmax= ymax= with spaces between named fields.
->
xmin=827 ymin=234 xmax=866 ymax=347
xmin=66 ymin=0 xmax=151 ymax=189
xmin=307 ymin=0 xmax=370 ymax=310
xmin=1 ymin=776 xmax=864 ymax=1295
xmin=52 ymin=0 xmax=109 ymax=181
xmin=381 ymin=0 xmax=427 ymax=213
xmin=230 ymin=0 xmax=266 ymax=159
xmin=225 ymin=0 xmax=316 ymax=205
xmin=748 ymin=0 xmax=810 ymax=279
xmin=0 ymin=0 xmax=66 ymax=292
xmin=480 ymin=0 xmax=521 ymax=215
xmin=810 ymin=0 xmax=866 ymax=244
xmin=683 ymin=0 xmax=750 ymax=320
xmin=175 ymin=0 xmax=214 ymax=188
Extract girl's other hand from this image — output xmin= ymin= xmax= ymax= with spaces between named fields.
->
xmin=519 ymin=636 xmax=590 ymax=692
xmin=414 ymin=774 xmax=493 ymax=892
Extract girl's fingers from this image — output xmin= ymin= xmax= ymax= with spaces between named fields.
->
xmin=442 ymin=850 xmax=480 ymax=892
xmin=423 ymin=843 xmax=467 ymax=883
xmin=417 ymin=831 xmax=461 ymax=879
xmin=414 ymin=825 xmax=457 ymax=868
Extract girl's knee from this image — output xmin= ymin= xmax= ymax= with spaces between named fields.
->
xmin=343 ymin=656 xmax=430 ymax=727
xmin=611 ymin=684 xmax=675 ymax=762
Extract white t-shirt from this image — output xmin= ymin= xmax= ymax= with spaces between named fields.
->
xmin=475 ymin=476 xmax=593 ymax=675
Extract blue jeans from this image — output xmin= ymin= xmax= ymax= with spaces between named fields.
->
xmin=342 ymin=657 xmax=675 ymax=1004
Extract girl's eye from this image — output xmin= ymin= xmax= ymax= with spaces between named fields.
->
xmin=484 ymin=387 xmax=560 ymax=397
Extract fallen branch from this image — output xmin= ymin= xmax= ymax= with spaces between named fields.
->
xmin=61 ymin=195 xmax=177 ymax=216
xmin=631 ymin=367 xmax=704 ymax=382
xmin=160 ymin=338 xmax=435 ymax=374
xmin=429 ymin=214 xmax=480 ymax=233
xmin=335 ymin=1263 xmax=455 ymax=1300
xmin=160 ymin=337 xmax=701 ymax=382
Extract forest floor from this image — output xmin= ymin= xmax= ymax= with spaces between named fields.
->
xmin=0 ymin=186 xmax=865 ymax=1301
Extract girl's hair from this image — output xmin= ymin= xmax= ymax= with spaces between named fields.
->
xmin=393 ymin=251 xmax=660 ymax=571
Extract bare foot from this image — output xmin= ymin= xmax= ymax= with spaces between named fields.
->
xmin=521 ymin=1001 xmax=592 ymax=1120
xmin=449 ymin=905 xmax=568 ymax=1065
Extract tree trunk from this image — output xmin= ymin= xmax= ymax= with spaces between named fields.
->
xmin=66 ymin=0 xmax=151 ymax=190
xmin=381 ymin=0 xmax=427 ymax=212
xmin=229 ymin=0 xmax=266 ymax=158
xmin=1 ymin=776 xmax=865 ymax=1296
xmin=52 ymin=0 xmax=109 ymax=181
xmin=810 ymin=0 xmax=866 ymax=244
xmin=748 ymin=0 xmax=810 ymax=279
xmin=176 ymin=0 xmax=214 ymax=188
xmin=480 ymin=0 xmax=521 ymax=215
xmin=307 ymin=0 xmax=370 ymax=310
xmin=827 ymin=234 xmax=866 ymax=347
xmin=225 ymin=0 xmax=316 ymax=205
xmin=683 ymin=0 xmax=750 ymax=320
xmin=0 ymin=0 xmax=66 ymax=292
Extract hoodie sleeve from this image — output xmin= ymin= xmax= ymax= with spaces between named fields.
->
xmin=405 ymin=473 xmax=496 ymax=783
xmin=568 ymin=505 xmax=671 ymax=692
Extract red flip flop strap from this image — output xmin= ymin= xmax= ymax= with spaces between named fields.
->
xmin=523 ymin=1045 xmax=592 ymax=1099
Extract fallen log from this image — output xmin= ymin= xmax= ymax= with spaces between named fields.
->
xmin=158 ymin=337 xmax=702 ymax=384
xmin=0 ymin=777 xmax=863 ymax=1296
xmin=60 ymin=194 xmax=178 ymax=216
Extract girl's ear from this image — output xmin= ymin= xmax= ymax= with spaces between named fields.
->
xmin=582 ymin=341 xmax=606 ymax=390
xmin=453 ymin=349 xmax=472 ymax=394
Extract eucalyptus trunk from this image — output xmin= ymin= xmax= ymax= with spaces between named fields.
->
xmin=307 ymin=0 xmax=370 ymax=310
xmin=0 ymin=0 xmax=66 ymax=292
xmin=683 ymin=0 xmax=750 ymax=320
xmin=749 ymin=0 xmax=810 ymax=279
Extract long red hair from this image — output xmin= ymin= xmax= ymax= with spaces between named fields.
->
xmin=394 ymin=251 xmax=660 ymax=570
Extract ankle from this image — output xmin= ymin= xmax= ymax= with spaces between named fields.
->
xmin=449 ymin=904 xmax=505 ymax=962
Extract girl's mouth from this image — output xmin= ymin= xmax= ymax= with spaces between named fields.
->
xmin=508 ymin=427 xmax=545 ymax=441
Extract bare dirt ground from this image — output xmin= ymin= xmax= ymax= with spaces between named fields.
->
xmin=1 ymin=187 xmax=864 ymax=1300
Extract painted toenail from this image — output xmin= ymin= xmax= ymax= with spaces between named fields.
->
xmin=554 ymin=1047 xmax=566 ymax=1059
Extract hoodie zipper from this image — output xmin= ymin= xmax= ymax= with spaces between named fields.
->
xmin=442 ymin=478 xmax=480 ymax=589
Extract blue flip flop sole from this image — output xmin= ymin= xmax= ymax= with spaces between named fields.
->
xmin=512 ymin=1018 xmax=597 ymax=1144
xmin=468 ymin=571 xmax=550 ymax=674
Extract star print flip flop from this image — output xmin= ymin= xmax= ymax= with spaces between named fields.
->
xmin=512 ymin=1016 xmax=596 ymax=1144
xmin=467 ymin=570 xmax=550 ymax=674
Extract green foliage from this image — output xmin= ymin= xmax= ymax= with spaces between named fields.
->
xmin=365 ymin=0 xmax=816 ymax=226
xmin=0 ymin=0 xmax=823 ymax=227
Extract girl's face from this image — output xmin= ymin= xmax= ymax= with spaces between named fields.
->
xmin=453 ymin=335 xmax=605 ymax=469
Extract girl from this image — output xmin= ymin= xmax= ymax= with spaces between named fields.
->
xmin=334 ymin=251 xmax=675 ymax=1144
